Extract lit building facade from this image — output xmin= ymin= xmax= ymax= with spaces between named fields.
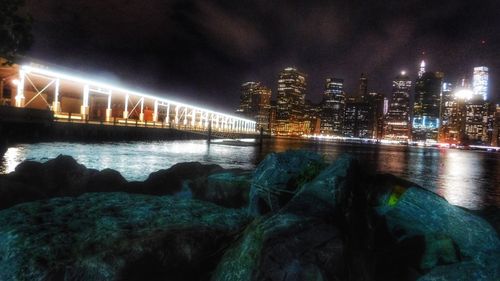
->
xmin=344 ymin=96 xmax=372 ymax=138
xmin=472 ymin=66 xmax=488 ymax=101
xmin=363 ymin=92 xmax=385 ymax=139
xmin=320 ymin=78 xmax=345 ymax=135
xmin=439 ymin=82 xmax=462 ymax=143
xmin=304 ymin=100 xmax=322 ymax=135
xmin=492 ymin=104 xmax=500 ymax=147
xmin=275 ymin=67 xmax=307 ymax=136
xmin=412 ymin=71 xmax=443 ymax=142
xmin=383 ymin=72 xmax=412 ymax=141
xmin=464 ymin=95 xmax=487 ymax=144
xmin=237 ymin=81 xmax=272 ymax=132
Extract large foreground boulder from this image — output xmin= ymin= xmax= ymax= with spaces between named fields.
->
xmin=0 ymin=192 xmax=251 ymax=281
xmin=212 ymin=155 xmax=358 ymax=281
xmin=248 ymin=150 xmax=326 ymax=216
xmin=340 ymin=173 xmax=500 ymax=280
xmin=189 ymin=169 xmax=253 ymax=209
xmin=211 ymin=213 xmax=344 ymax=281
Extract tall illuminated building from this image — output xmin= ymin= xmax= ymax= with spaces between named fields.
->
xmin=418 ymin=60 xmax=426 ymax=78
xmin=237 ymin=81 xmax=272 ymax=132
xmin=358 ymin=73 xmax=368 ymax=97
xmin=364 ymin=92 xmax=385 ymax=139
xmin=320 ymin=78 xmax=345 ymax=135
xmin=439 ymin=82 xmax=462 ymax=143
xmin=276 ymin=67 xmax=307 ymax=136
xmin=412 ymin=71 xmax=443 ymax=142
xmin=472 ymin=66 xmax=488 ymax=101
xmin=465 ymin=95 xmax=487 ymax=143
xmin=492 ymin=104 xmax=500 ymax=147
xmin=237 ymin=82 xmax=259 ymax=116
xmin=383 ymin=71 xmax=412 ymax=141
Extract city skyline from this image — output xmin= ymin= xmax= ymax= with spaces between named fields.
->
xmin=237 ymin=63 xmax=499 ymax=145
xmin=22 ymin=0 xmax=500 ymax=110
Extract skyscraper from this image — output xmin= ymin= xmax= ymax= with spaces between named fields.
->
xmin=237 ymin=82 xmax=259 ymax=117
xmin=320 ymin=78 xmax=345 ymax=135
xmin=383 ymin=71 xmax=412 ymax=141
xmin=364 ymin=92 xmax=385 ymax=139
xmin=472 ymin=66 xmax=488 ymax=101
xmin=343 ymin=96 xmax=371 ymax=138
xmin=418 ymin=60 xmax=426 ymax=78
xmin=493 ymin=104 xmax=500 ymax=147
xmin=465 ymin=95 xmax=487 ymax=144
xmin=412 ymin=71 xmax=443 ymax=142
xmin=237 ymin=81 xmax=272 ymax=132
xmin=439 ymin=82 xmax=462 ymax=143
xmin=358 ymin=73 xmax=368 ymax=97
xmin=276 ymin=67 xmax=307 ymax=136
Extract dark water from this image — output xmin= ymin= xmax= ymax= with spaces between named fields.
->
xmin=1 ymin=138 xmax=499 ymax=210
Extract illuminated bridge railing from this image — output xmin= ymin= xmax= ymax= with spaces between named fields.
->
xmin=12 ymin=64 xmax=256 ymax=134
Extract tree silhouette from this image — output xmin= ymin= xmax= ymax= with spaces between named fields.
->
xmin=0 ymin=0 xmax=32 ymax=64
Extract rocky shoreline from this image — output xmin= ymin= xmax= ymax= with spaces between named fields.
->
xmin=0 ymin=151 xmax=498 ymax=280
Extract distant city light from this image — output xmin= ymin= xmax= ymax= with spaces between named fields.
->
xmin=454 ymin=89 xmax=473 ymax=100
xmin=401 ymin=70 xmax=406 ymax=75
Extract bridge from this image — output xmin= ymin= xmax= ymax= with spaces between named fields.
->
xmin=0 ymin=62 xmax=256 ymax=137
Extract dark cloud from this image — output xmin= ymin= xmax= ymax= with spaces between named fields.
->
xmin=23 ymin=0 xmax=500 ymax=110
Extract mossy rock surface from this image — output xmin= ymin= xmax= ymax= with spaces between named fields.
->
xmin=248 ymin=150 xmax=326 ymax=216
xmin=0 ymin=192 xmax=251 ymax=281
xmin=211 ymin=213 xmax=344 ymax=281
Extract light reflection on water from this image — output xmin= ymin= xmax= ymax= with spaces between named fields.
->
xmin=1 ymin=139 xmax=499 ymax=210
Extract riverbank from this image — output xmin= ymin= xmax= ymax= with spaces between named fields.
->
xmin=0 ymin=151 xmax=498 ymax=280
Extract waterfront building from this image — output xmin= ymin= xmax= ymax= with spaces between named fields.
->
xmin=412 ymin=71 xmax=443 ymax=142
xmin=304 ymin=100 xmax=322 ymax=135
xmin=383 ymin=72 xmax=412 ymax=141
xmin=464 ymin=95 xmax=487 ymax=144
xmin=484 ymin=102 xmax=495 ymax=144
xmin=320 ymin=78 xmax=345 ymax=135
xmin=492 ymin=104 xmax=500 ymax=146
xmin=237 ymin=82 xmax=272 ymax=132
xmin=343 ymin=96 xmax=372 ymax=138
xmin=358 ymin=73 xmax=368 ymax=97
xmin=439 ymin=82 xmax=462 ymax=143
xmin=276 ymin=67 xmax=307 ymax=136
xmin=363 ymin=92 xmax=385 ymax=139
xmin=472 ymin=66 xmax=489 ymax=101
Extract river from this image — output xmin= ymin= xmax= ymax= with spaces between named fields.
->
xmin=1 ymin=138 xmax=499 ymax=210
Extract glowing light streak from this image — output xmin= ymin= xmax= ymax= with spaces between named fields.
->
xmin=21 ymin=65 xmax=256 ymax=127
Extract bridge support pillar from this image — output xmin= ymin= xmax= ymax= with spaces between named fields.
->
xmin=15 ymin=96 xmax=25 ymax=107
xmin=80 ymin=106 xmax=89 ymax=118
xmin=52 ymin=101 xmax=61 ymax=113
xmin=106 ymin=108 xmax=113 ymax=122
xmin=123 ymin=110 xmax=129 ymax=119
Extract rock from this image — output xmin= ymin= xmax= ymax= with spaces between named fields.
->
xmin=142 ymin=162 xmax=223 ymax=195
xmin=248 ymin=150 xmax=326 ymax=216
xmin=0 ymin=156 xmax=226 ymax=210
xmin=374 ymin=186 xmax=500 ymax=261
xmin=339 ymin=173 xmax=500 ymax=279
xmin=190 ymin=169 xmax=252 ymax=209
xmin=212 ymin=156 xmax=359 ymax=281
xmin=283 ymin=154 xmax=360 ymax=219
xmin=0 ymin=192 xmax=251 ymax=281
xmin=211 ymin=213 xmax=344 ymax=281
xmin=84 ymin=168 xmax=129 ymax=193
xmin=418 ymin=255 xmax=500 ymax=281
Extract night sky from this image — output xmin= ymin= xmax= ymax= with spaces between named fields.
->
xmin=23 ymin=0 xmax=500 ymax=111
